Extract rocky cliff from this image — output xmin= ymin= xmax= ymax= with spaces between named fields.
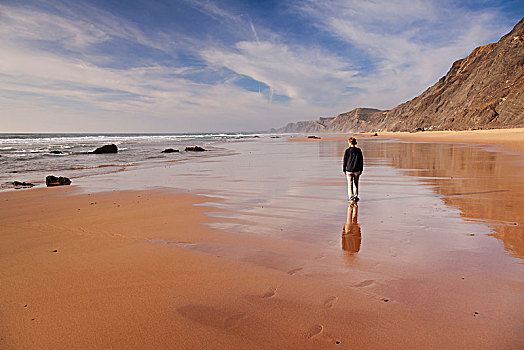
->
xmin=274 ymin=18 xmax=523 ymax=133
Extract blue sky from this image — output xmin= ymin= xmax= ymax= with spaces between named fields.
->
xmin=0 ymin=0 xmax=522 ymax=132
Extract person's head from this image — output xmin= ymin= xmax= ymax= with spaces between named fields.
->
xmin=348 ymin=137 xmax=357 ymax=146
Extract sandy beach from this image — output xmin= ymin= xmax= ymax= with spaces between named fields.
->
xmin=376 ymin=128 xmax=524 ymax=153
xmin=2 ymin=1 xmax=522 ymax=348
xmin=1 ymin=130 xmax=523 ymax=349
xmin=290 ymin=128 xmax=524 ymax=152
xmin=291 ymin=128 xmax=524 ymax=153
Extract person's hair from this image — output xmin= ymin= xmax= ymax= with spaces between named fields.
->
xmin=348 ymin=137 xmax=357 ymax=145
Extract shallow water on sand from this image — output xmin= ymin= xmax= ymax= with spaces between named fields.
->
xmin=11 ymin=136 xmax=520 ymax=343
xmin=0 ymin=133 xmax=258 ymax=187
xmin=70 ymin=137 xmax=524 ymax=328
xmin=74 ymin=137 xmax=523 ymax=284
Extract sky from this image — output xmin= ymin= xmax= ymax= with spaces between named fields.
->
xmin=0 ymin=0 xmax=522 ymax=133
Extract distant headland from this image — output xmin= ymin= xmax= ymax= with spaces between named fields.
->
xmin=273 ymin=18 xmax=524 ymax=133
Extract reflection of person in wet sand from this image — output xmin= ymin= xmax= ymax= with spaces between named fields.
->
xmin=342 ymin=203 xmax=361 ymax=253
xmin=343 ymin=137 xmax=364 ymax=203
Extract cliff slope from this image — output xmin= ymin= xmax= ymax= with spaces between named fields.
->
xmin=274 ymin=18 xmax=523 ymax=133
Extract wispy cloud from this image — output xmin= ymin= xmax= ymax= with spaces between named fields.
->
xmin=0 ymin=3 xmax=218 ymax=129
xmin=247 ymin=16 xmax=260 ymax=44
xmin=202 ymin=41 xmax=357 ymax=105
xmin=182 ymin=0 xmax=241 ymax=23
xmin=0 ymin=0 xmax=517 ymax=132
xmin=0 ymin=1 xmax=322 ymax=132
xmin=295 ymin=0 xmax=510 ymax=108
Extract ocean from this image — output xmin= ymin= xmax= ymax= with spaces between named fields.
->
xmin=0 ymin=133 xmax=264 ymax=188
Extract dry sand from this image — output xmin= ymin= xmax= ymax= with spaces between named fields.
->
xmin=290 ymin=127 xmax=524 ymax=153
xmin=1 ymin=131 xmax=524 ymax=349
xmin=376 ymin=128 xmax=524 ymax=153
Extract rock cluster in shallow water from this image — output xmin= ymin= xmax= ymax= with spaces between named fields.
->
xmin=90 ymin=144 xmax=118 ymax=154
xmin=185 ymin=146 xmax=207 ymax=152
xmin=46 ymin=176 xmax=71 ymax=187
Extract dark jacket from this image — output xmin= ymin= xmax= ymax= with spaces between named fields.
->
xmin=343 ymin=147 xmax=363 ymax=173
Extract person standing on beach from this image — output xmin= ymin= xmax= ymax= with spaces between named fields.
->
xmin=343 ymin=137 xmax=364 ymax=202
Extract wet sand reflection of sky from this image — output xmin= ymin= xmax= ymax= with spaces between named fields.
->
xmin=83 ymin=138 xmax=523 ymax=274
xmin=87 ymin=136 xmax=523 ymax=336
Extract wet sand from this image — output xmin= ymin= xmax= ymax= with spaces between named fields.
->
xmin=1 ymin=134 xmax=523 ymax=349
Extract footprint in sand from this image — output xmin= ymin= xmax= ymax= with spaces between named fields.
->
xmin=323 ymin=296 xmax=338 ymax=308
xmin=374 ymin=297 xmax=390 ymax=303
xmin=224 ymin=313 xmax=246 ymax=329
xmin=306 ymin=324 xmax=324 ymax=339
xmin=287 ymin=267 xmax=303 ymax=275
xmin=354 ymin=280 xmax=374 ymax=288
xmin=262 ymin=287 xmax=277 ymax=298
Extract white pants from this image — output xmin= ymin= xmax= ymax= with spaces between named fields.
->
xmin=346 ymin=171 xmax=361 ymax=198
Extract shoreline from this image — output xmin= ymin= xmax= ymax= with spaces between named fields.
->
xmin=0 ymin=132 xmax=243 ymax=191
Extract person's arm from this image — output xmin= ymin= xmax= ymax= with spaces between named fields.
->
xmin=343 ymin=149 xmax=348 ymax=174
xmin=358 ymin=149 xmax=364 ymax=172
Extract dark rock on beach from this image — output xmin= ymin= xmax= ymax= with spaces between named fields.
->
xmin=90 ymin=144 xmax=118 ymax=154
xmin=307 ymin=135 xmax=321 ymax=139
xmin=13 ymin=181 xmax=34 ymax=188
xmin=49 ymin=150 xmax=63 ymax=154
xmin=2 ymin=181 xmax=35 ymax=189
xmin=46 ymin=176 xmax=71 ymax=187
xmin=185 ymin=146 xmax=207 ymax=152
xmin=162 ymin=148 xmax=179 ymax=153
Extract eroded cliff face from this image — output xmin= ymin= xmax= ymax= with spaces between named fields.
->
xmin=275 ymin=18 xmax=523 ymax=133
xmin=272 ymin=109 xmax=382 ymax=133
xmin=326 ymin=108 xmax=382 ymax=132
xmin=273 ymin=120 xmax=329 ymax=133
